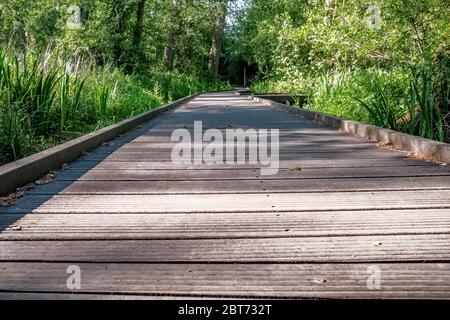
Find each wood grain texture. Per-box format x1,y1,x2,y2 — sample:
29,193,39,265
1,234,450,263
1,92,449,299
1,209,450,240
55,166,450,181
1,262,450,299
5,190,448,214
28,176,450,195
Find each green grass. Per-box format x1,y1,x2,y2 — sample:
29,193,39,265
0,49,228,165
252,67,448,143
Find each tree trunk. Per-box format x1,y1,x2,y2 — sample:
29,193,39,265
9,3,27,54
109,0,132,67
163,0,182,71
208,0,228,78
126,0,147,73
132,0,146,49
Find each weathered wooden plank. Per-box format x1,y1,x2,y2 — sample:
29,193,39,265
120,141,380,149
98,150,406,162
0,292,199,300
68,159,437,170
130,133,389,144
111,145,384,154
1,234,449,263
6,190,449,214
1,209,449,240
27,176,450,195
56,166,450,181
1,262,449,298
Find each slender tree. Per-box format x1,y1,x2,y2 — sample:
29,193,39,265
107,0,132,67
208,0,228,78
163,0,182,71
127,0,147,72
133,0,146,49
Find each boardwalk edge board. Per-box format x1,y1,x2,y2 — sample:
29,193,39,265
0,93,198,196
252,96,450,164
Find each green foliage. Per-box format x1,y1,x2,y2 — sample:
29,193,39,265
236,0,450,143
0,1,230,165
0,49,227,165
355,76,400,130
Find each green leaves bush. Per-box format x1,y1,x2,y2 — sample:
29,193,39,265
240,0,449,143
0,50,227,165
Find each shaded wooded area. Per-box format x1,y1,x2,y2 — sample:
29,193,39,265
0,0,449,165
226,0,449,143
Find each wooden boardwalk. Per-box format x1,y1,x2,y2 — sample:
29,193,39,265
1,91,450,299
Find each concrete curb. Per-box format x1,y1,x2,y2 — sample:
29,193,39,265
253,94,309,108
0,93,197,195
252,96,450,164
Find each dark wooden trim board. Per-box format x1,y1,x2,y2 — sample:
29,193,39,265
252,96,450,164
0,94,197,195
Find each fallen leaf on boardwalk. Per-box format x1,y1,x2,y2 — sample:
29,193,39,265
313,278,327,284
372,242,382,247
289,167,302,172
0,197,12,207
1,190,25,207
36,174,54,185
407,152,443,164
0,182,36,207
376,142,394,150
61,163,70,170
11,226,22,231
17,183,35,192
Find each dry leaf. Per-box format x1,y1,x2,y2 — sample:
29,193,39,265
289,167,302,172
17,183,35,192
407,152,444,164
376,142,394,150
372,242,382,247
313,278,327,284
36,174,54,185
1,190,25,207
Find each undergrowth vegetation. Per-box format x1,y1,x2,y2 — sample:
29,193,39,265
0,0,230,165
0,50,226,164
228,0,449,143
